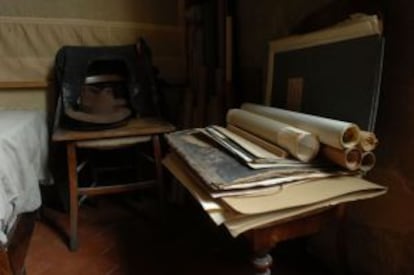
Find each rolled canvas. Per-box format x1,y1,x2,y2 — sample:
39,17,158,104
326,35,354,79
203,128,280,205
242,103,360,149
322,146,361,171
359,131,378,152
227,124,288,158
226,109,319,162
360,151,376,172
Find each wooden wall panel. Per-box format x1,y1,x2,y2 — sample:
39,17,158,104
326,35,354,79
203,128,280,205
0,90,46,110
0,0,185,110
343,1,414,274
0,0,179,25
0,18,185,83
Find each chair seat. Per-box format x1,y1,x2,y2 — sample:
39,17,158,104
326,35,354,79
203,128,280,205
76,136,151,149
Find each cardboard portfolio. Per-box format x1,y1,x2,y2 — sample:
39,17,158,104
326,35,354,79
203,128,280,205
265,15,384,131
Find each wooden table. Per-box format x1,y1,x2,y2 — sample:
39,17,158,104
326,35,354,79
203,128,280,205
163,150,348,275
244,205,346,275
52,117,175,251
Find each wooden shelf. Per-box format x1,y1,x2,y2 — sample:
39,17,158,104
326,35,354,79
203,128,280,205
0,81,48,89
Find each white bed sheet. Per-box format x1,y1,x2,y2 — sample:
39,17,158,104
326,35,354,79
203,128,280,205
0,110,48,245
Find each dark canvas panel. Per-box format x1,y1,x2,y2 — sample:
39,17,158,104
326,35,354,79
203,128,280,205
270,35,384,131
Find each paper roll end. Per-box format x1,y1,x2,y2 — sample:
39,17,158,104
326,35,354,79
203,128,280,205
341,125,361,148
296,134,320,162
346,149,362,171
361,151,376,172
359,132,379,152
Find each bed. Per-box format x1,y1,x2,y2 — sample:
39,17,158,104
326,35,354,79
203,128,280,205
0,110,48,275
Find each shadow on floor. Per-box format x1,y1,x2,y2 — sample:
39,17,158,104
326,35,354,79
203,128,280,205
27,193,332,275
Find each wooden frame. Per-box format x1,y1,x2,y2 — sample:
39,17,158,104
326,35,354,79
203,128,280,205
264,16,382,106
0,212,37,275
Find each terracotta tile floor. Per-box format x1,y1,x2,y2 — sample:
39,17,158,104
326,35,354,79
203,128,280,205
25,194,331,275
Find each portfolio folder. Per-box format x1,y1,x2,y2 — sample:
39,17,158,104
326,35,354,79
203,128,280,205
265,15,384,131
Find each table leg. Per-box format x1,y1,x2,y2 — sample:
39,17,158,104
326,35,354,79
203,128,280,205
152,135,164,213
252,253,273,275
247,231,275,275
336,204,350,274
67,142,79,251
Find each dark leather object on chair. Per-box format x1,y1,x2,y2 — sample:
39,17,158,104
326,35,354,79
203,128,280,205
65,85,132,124
54,38,160,130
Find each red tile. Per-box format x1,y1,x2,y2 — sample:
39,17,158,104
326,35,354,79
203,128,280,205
26,197,330,275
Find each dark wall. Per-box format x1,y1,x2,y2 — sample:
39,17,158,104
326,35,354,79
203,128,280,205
235,0,335,104
345,1,414,273
236,0,414,274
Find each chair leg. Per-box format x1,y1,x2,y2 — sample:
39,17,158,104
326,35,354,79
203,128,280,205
67,143,79,251
152,135,164,214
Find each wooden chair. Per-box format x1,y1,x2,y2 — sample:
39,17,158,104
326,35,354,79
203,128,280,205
52,117,175,251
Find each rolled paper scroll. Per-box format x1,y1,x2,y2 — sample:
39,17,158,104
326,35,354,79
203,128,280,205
241,103,361,149
358,131,378,152
226,109,319,162
360,151,376,172
322,146,362,171
226,124,288,158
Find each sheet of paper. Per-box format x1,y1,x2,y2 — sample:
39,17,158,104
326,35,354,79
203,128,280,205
166,130,331,190
224,189,385,237
221,176,386,215
202,126,313,169
162,153,241,225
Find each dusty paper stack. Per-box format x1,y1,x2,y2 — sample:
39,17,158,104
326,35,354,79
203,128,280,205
163,103,386,237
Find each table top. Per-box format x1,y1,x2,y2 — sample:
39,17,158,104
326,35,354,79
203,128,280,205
52,117,175,142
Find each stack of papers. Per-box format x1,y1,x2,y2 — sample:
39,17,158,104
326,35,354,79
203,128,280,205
164,130,386,237
166,130,344,196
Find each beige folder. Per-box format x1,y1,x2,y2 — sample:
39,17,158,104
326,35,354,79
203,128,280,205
163,152,386,237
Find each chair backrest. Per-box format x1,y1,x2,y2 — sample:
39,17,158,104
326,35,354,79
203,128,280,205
54,38,160,130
